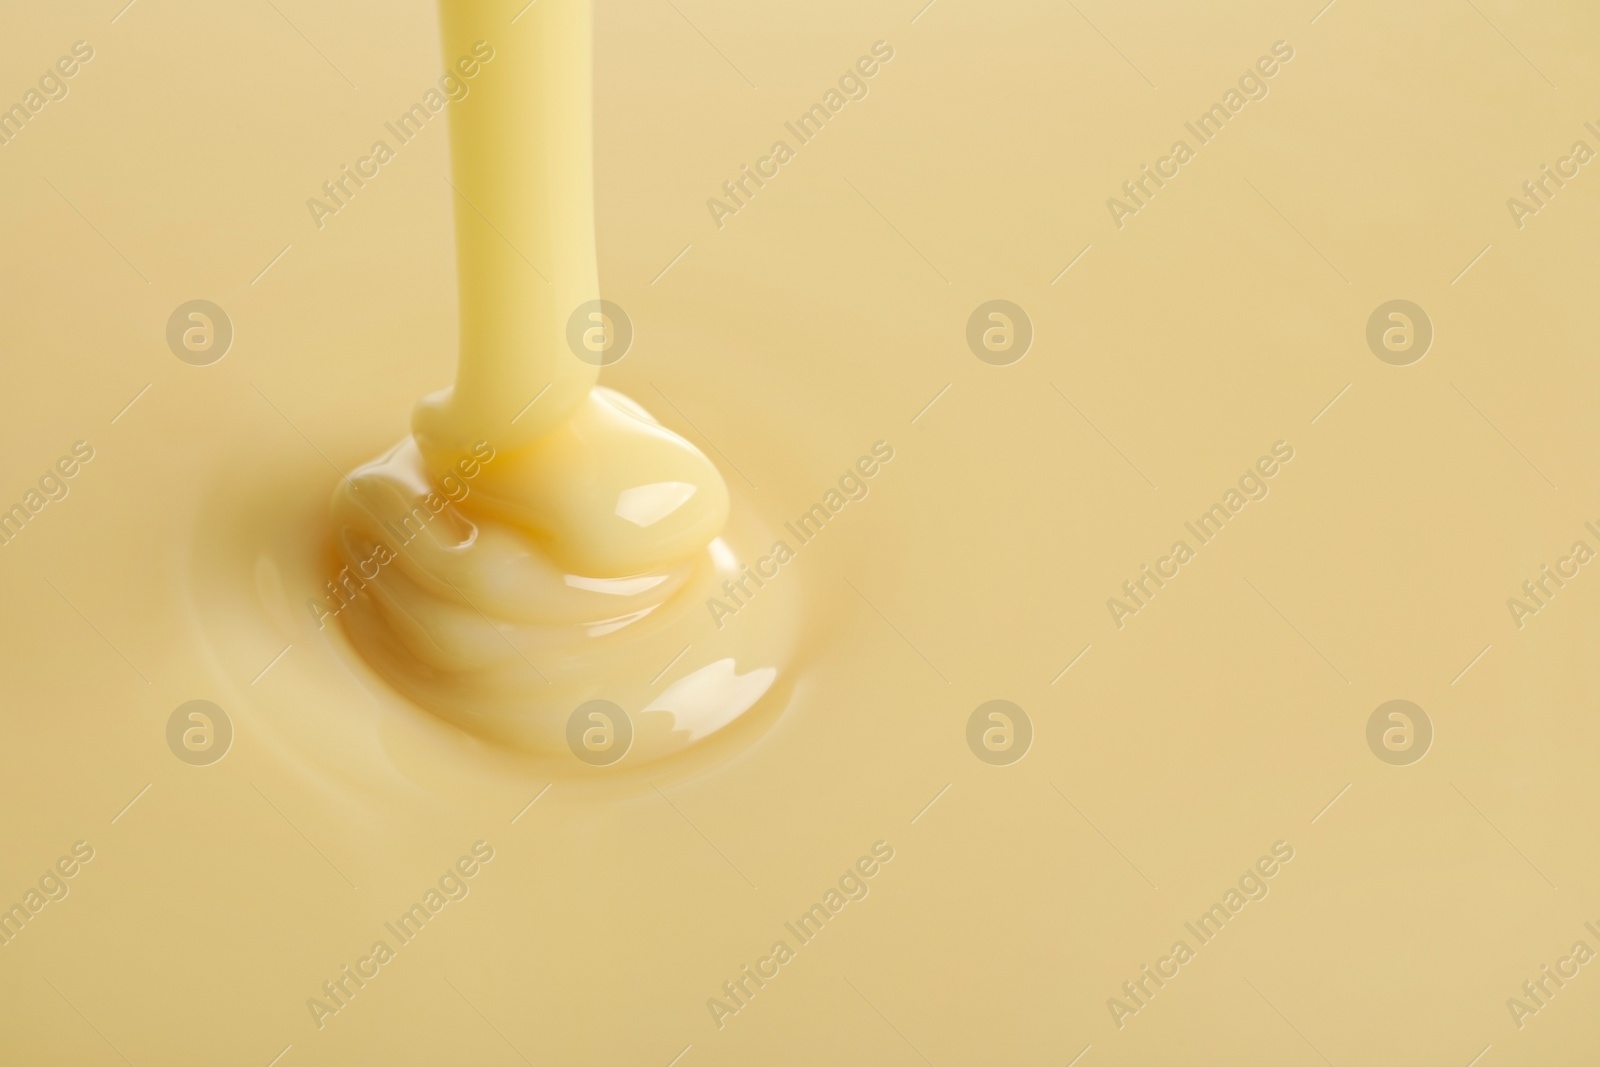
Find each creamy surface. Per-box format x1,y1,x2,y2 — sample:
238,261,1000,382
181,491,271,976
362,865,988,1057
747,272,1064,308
327,0,788,760
3,2,1599,1066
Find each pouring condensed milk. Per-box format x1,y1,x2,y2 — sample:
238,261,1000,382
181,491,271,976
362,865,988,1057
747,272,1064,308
325,0,795,764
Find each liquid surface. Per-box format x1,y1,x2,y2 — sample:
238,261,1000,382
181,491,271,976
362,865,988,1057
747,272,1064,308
2,2,1599,1066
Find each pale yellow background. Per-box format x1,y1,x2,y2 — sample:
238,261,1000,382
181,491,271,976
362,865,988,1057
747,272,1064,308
2,0,1599,1064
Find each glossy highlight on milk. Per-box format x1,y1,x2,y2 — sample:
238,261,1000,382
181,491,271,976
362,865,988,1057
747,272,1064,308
327,0,794,763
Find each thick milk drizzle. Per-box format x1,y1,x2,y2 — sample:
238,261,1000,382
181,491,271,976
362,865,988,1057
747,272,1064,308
326,0,788,761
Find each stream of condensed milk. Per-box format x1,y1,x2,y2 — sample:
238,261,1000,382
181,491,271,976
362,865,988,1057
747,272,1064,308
325,0,794,763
